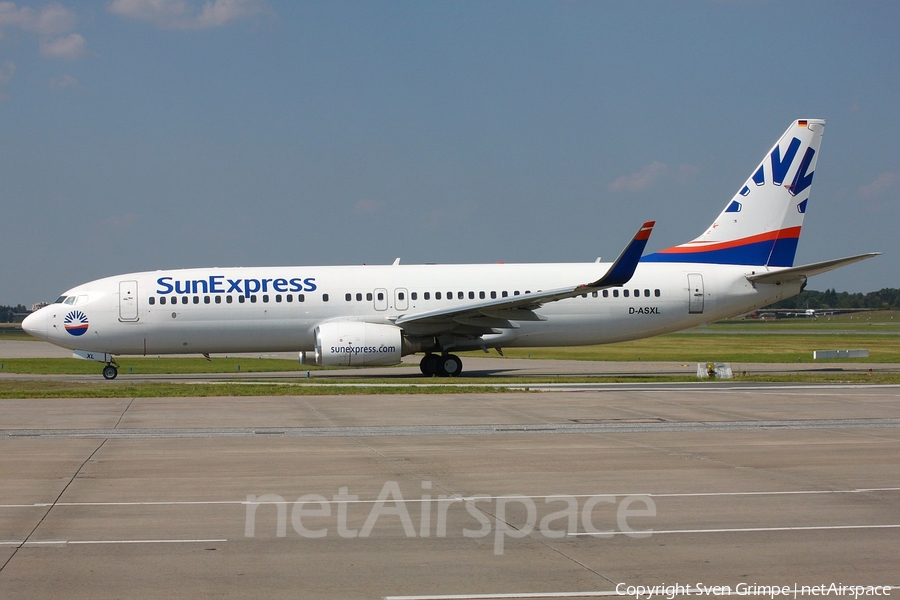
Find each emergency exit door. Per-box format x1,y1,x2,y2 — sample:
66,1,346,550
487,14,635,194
688,273,704,314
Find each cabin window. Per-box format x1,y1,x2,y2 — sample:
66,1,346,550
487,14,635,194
514,291,520,296
286,294,292,302
655,289,661,297
613,290,619,298
634,289,640,297
322,294,329,302
411,292,417,300
399,292,406,301
204,296,210,304
239,296,245,303
468,291,475,300
479,291,486,299
623,290,630,298
250,295,257,303
192,296,199,304
227,296,234,304
215,296,222,304
356,293,363,301
298,294,305,302
582,294,587,298
603,290,609,298
644,289,650,297
458,292,464,300
424,292,431,300
435,292,441,300
592,291,598,298
377,292,384,301
182,296,188,305
502,291,508,298
275,295,282,303
491,291,496,299
262,295,269,303
345,293,352,302
148,297,155,305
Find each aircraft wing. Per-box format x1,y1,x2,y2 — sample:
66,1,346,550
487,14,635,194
746,252,880,285
394,221,654,332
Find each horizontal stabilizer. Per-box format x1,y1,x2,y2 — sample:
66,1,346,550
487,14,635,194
746,253,880,285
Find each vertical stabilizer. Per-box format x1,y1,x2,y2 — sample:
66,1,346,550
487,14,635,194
644,119,825,267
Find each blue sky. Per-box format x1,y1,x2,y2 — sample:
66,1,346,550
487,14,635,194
1,1,898,306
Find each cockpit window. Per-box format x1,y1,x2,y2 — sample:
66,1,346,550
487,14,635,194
75,295,89,305
63,297,76,305
55,296,67,304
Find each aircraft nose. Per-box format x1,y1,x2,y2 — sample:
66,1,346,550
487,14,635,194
22,309,48,341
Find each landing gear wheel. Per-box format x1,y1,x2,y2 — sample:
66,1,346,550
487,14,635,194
438,354,463,377
420,354,440,376
102,365,118,380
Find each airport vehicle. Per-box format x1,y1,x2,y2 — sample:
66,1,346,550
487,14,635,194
23,119,877,379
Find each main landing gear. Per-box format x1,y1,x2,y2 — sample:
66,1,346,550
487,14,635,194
419,353,463,377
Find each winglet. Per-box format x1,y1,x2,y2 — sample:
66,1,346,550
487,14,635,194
587,221,655,288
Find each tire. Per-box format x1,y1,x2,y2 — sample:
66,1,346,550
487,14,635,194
438,354,462,377
420,354,440,376
102,365,118,380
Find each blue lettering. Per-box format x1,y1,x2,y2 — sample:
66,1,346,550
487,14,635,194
289,278,304,292
273,278,288,292
192,279,208,294
244,279,261,297
227,279,242,294
157,277,174,294
304,278,317,292
210,276,225,294
174,280,191,294
770,137,800,186
262,278,273,292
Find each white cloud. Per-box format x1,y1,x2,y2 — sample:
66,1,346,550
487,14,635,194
0,3,86,61
0,2,76,34
609,161,669,193
857,172,900,199
108,0,267,30
40,32,85,60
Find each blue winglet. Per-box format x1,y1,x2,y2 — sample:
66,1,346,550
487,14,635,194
588,221,655,288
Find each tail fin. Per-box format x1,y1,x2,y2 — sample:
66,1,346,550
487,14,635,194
644,119,825,267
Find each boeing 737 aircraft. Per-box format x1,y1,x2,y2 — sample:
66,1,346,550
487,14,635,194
23,119,878,379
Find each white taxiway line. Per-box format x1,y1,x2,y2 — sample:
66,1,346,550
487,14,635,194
1,486,898,509
568,524,900,536
0,538,226,546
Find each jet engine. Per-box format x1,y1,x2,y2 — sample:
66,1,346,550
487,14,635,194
300,321,403,367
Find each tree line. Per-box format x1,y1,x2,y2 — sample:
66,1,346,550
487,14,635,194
766,288,900,310
1,305,29,323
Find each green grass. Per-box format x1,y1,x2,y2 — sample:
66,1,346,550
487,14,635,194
0,357,322,375
2,372,899,398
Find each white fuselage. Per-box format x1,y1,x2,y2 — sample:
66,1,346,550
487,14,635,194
25,260,798,356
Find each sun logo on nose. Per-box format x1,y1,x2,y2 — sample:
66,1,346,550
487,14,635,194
64,311,89,336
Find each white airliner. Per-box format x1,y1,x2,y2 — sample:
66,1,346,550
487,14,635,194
23,119,878,379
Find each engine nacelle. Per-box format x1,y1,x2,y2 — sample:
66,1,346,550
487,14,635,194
300,321,403,367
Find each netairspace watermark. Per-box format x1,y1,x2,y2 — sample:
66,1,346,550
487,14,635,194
616,583,894,599
244,480,656,555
